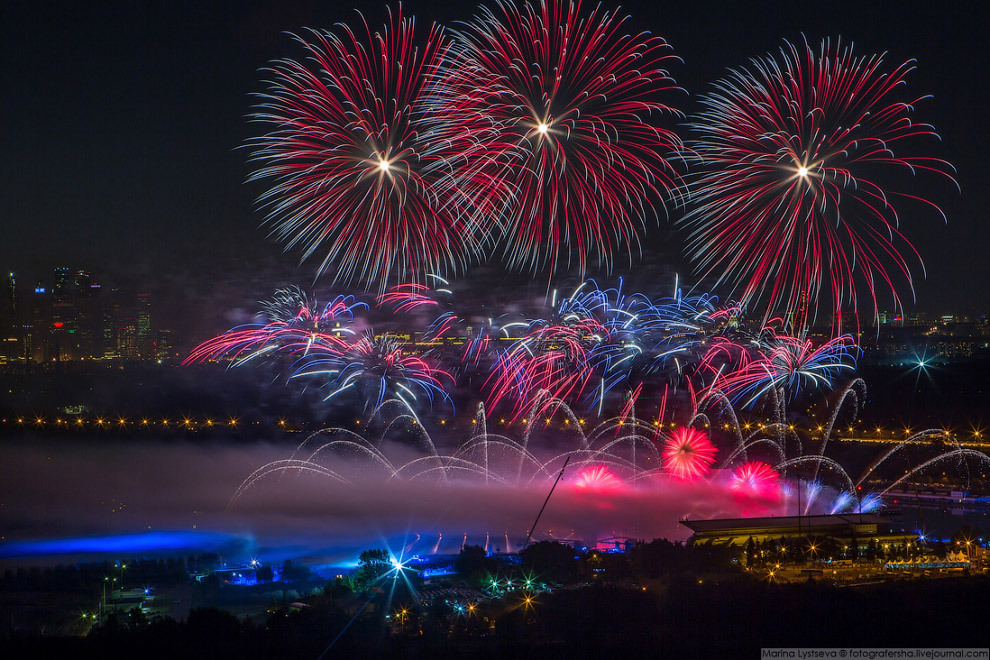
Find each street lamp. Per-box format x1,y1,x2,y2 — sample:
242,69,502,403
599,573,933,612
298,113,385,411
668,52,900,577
101,576,115,621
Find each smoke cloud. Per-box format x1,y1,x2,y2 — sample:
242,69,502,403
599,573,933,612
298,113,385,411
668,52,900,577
0,437,782,566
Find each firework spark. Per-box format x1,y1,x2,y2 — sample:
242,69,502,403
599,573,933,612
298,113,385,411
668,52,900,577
663,427,718,480
702,333,858,408
249,9,505,289
573,465,621,489
683,37,955,329
182,287,362,366
449,0,683,275
484,283,611,417
293,333,454,411
730,461,780,496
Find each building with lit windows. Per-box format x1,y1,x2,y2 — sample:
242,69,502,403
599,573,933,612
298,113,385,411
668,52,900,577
680,514,916,547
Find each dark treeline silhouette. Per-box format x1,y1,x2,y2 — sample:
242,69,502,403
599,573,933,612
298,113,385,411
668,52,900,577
3,539,987,658
3,576,987,659
1,554,219,593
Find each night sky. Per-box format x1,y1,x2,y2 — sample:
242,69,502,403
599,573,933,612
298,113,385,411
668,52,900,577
2,0,987,313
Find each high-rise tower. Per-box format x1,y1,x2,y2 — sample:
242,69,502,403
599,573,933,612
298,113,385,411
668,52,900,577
137,292,151,357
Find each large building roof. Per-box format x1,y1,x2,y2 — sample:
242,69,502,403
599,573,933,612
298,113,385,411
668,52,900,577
680,513,888,533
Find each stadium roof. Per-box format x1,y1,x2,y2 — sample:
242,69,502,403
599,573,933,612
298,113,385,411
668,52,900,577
680,513,888,533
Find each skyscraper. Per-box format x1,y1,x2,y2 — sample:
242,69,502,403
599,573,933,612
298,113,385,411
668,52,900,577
137,292,151,357
27,283,50,362
117,318,138,359
71,270,98,359
6,272,16,318
51,267,74,360
0,273,19,362
101,295,119,359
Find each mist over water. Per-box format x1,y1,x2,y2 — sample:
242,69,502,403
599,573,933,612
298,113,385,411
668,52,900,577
0,436,276,560
0,434,784,566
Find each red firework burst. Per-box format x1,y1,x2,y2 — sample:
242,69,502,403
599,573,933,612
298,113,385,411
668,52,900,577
729,461,780,496
574,465,620,490
485,319,605,419
449,0,683,275
294,333,454,410
379,283,442,315
702,333,857,407
683,37,955,329
249,9,504,289
182,287,359,365
663,427,717,480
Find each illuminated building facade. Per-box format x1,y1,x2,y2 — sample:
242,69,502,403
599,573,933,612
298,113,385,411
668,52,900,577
680,514,916,548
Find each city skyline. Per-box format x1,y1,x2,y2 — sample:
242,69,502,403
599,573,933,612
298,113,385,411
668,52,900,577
1,267,170,363
5,261,990,364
